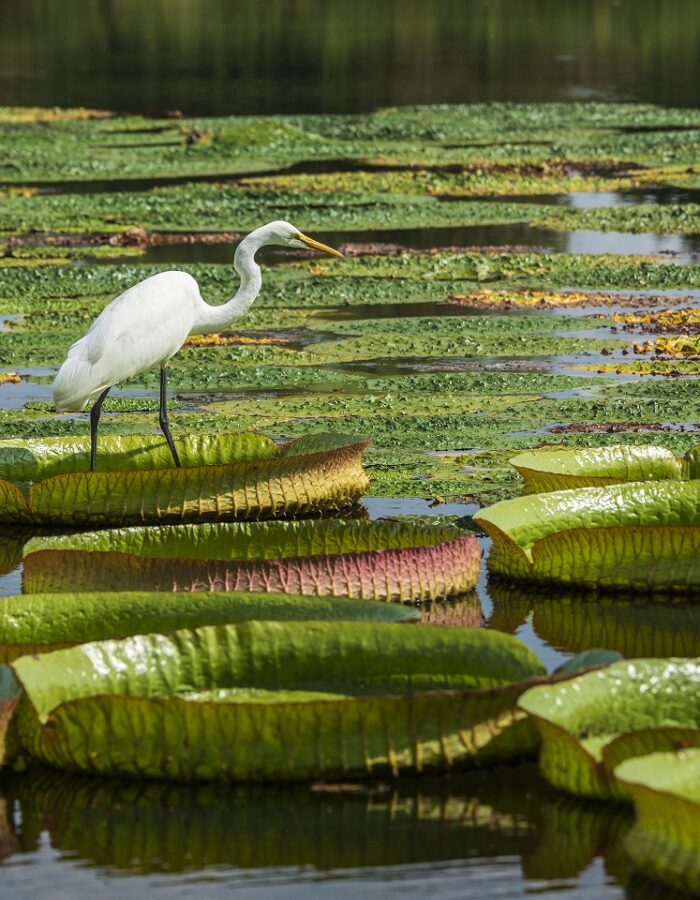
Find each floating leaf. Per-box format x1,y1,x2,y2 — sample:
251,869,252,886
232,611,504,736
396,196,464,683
23,520,482,601
510,445,684,494
0,591,420,662
11,621,545,780
518,659,700,800
616,750,700,895
475,481,700,591
0,432,369,526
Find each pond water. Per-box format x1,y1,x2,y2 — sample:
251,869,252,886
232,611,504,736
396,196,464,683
2,0,699,113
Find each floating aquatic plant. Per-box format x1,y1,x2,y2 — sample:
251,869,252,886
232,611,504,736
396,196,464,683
509,444,688,494
0,432,369,525
475,480,700,591
0,590,420,662
22,519,482,600
518,658,700,800
7,621,545,780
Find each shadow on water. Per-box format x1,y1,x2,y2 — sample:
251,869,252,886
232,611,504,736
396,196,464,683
0,763,639,897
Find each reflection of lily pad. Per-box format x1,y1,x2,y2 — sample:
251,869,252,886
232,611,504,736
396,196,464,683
475,481,700,591
510,445,685,494
7,763,546,873
0,432,369,526
616,750,700,896
12,621,545,780
23,520,482,601
518,659,700,800
523,793,633,881
488,580,700,658
0,591,420,663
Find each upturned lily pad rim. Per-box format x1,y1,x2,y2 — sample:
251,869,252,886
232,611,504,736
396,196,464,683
22,519,469,562
511,444,686,485
0,431,369,483
475,479,700,562
518,658,700,796
12,621,548,723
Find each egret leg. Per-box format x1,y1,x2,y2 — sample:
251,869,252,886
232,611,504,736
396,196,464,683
89,386,111,472
159,367,181,468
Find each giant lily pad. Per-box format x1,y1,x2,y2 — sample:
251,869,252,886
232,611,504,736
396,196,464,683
518,659,700,800
23,520,482,600
616,750,700,895
0,591,420,662
9,621,545,780
510,445,687,494
475,481,700,591
0,432,369,526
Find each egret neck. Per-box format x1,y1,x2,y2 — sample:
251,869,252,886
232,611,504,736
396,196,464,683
190,229,264,335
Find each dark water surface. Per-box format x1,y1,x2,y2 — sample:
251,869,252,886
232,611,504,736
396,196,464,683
1,0,700,114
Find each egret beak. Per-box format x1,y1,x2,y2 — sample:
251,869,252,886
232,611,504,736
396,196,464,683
297,233,344,257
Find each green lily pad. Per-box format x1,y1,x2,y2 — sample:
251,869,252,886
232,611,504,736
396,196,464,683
0,432,369,526
475,481,700,591
23,519,482,601
518,659,700,800
510,445,685,494
616,750,700,895
0,591,420,662
10,621,545,780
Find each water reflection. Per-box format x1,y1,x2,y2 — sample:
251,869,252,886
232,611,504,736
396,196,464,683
0,764,634,897
487,579,700,659
137,224,700,266
2,0,699,113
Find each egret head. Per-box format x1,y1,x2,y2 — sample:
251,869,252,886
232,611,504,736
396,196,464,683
263,220,344,257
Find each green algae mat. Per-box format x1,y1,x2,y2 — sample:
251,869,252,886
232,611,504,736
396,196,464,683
4,621,546,781
22,519,482,601
0,432,369,525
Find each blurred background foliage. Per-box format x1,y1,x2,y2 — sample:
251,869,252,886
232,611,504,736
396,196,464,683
0,0,698,115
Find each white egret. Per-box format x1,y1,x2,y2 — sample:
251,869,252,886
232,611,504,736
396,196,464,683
52,220,342,470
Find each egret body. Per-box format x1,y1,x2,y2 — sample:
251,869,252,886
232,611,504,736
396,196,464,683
52,221,342,470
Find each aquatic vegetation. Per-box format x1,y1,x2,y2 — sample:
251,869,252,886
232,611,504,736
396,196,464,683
510,445,688,493
0,591,420,662
475,481,700,591
0,432,368,525
7,621,545,779
1,102,699,185
22,519,482,600
616,750,700,895
518,659,700,799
